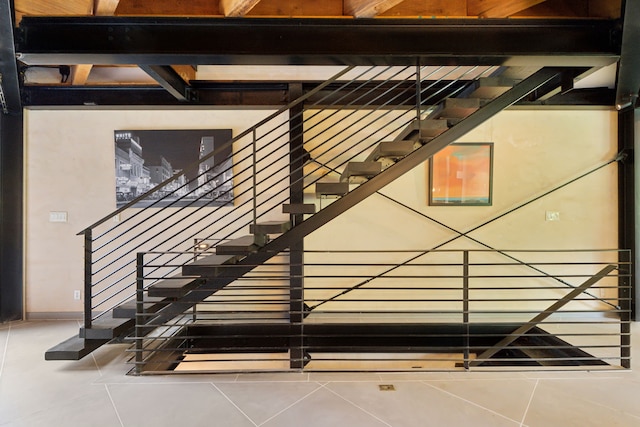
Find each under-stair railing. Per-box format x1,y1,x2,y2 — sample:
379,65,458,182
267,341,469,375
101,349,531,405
80,62,500,330
130,249,630,374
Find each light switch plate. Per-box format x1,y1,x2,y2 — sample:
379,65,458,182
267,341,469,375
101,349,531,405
49,211,68,223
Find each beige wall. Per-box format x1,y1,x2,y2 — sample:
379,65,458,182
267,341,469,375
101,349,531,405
24,107,619,317
24,108,281,316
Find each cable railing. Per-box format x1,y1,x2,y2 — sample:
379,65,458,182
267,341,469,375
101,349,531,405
129,248,631,374
79,62,499,330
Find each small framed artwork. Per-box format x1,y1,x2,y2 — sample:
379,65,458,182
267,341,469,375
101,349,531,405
429,143,493,206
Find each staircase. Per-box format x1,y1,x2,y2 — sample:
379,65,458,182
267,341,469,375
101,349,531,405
45,63,627,372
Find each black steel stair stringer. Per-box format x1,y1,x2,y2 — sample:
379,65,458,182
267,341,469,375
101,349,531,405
144,67,563,326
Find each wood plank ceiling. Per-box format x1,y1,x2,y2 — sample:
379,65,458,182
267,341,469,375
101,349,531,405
13,0,622,88
14,0,622,23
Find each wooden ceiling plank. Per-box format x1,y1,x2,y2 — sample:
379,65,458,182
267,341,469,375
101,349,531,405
69,64,93,85
115,0,220,15
171,65,196,83
469,0,549,17
380,0,467,17
15,0,93,15
588,0,621,18
220,0,263,16
247,0,343,17
344,0,407,17
94,0,120,15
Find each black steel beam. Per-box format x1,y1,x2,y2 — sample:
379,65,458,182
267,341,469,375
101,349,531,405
20,82,616,108
15,17,619,67
616,0,640,110
21,84,290,106
0,0,21,114
139,65,194,102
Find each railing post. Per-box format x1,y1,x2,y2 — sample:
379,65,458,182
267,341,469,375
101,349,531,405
415,59,422,132
620,250,631,368
463,250,470,370
288,82,306,370
83,229,92,330
135,252,144,375
252,128,258,226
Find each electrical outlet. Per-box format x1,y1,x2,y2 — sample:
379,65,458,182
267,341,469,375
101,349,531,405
73,290,81,300
545,211,560,221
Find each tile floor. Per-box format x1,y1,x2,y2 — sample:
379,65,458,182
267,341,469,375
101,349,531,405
1,320,639,426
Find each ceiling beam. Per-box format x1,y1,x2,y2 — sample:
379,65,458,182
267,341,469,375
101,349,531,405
139,65,195,101
21,83,290,106
15,17,620,67
94,0,120,15
469,0,549,18
615,0,640,110
220,0,262,17
344,0,406,18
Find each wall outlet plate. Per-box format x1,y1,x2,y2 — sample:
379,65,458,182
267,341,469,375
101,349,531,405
545,211,560,221
73,290,81,300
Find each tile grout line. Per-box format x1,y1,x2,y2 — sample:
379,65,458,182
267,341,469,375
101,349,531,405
421,381,523,425
104,384,126,427
209,382,259,427
520,379,539,427
256,383,326,427
321,383,394,427
0,324,11,379
90,351,103,377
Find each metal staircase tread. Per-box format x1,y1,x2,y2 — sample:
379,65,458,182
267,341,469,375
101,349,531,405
282,203,316,214
45,334,110,361
395,119,448,141
438,97,481,119
80,313,134,340
340,161,382,183
469,77,518,99
316,182,350,198
182,253,240,277
112,295,169,319
147,275,206,298
365,141,415,162
250,220,292,235
216,235,267,255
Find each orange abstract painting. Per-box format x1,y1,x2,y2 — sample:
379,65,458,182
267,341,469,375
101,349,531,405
429,143,493,205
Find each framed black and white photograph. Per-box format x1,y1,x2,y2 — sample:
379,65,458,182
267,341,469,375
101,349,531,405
114,129,233,208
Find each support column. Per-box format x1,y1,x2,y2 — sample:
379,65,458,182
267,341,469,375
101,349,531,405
0,0,24,322
0,112,24,322
288,83,306,369
618,109,636,322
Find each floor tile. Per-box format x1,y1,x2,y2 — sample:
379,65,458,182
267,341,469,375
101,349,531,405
524,380,640,427
261,386,391,427
533,377,640,419
325,380,521,426
0,385,122,427
424,378,537,422
215,381,323,425
107,383,255,427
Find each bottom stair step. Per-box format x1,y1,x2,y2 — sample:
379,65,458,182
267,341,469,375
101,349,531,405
80,313,134,340
45,335,109,360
